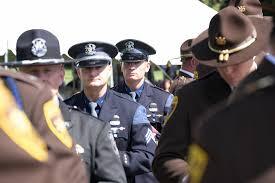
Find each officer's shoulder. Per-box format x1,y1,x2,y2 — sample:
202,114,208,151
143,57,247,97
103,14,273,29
176,71,217,94
64,91,82,103
0,69,44,90
146,80,171,96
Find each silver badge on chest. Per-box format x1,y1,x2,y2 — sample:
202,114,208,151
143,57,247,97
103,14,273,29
31,38,47,57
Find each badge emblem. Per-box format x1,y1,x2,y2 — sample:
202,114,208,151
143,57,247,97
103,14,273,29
215,36,226,46
125,41,134,51
31,38,47,57
75,144,84,154
110,115,120,126
85,43,96,55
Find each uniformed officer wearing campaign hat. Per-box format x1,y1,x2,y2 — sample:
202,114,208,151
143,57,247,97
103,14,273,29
113,39,173,136
153,6,272,183
169,38,198,94
0,68,88,183
187,3,275,183
65,41,157,183
4,29,126,183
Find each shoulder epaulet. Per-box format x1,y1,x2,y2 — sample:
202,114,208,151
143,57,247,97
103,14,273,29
150,83,171,95
196,71,216,81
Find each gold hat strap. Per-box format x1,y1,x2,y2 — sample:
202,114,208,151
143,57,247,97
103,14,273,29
208,28,257,62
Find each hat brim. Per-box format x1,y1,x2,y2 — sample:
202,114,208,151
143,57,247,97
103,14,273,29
74,59,111,68
192,16,273,67
0,58,73,67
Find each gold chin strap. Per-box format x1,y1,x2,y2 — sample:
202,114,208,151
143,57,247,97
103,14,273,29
208,29,257,63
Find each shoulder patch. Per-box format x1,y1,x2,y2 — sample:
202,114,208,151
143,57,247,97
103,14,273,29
43,99,73,149
163,95,178,126
188,144,208,183
0,79,48,162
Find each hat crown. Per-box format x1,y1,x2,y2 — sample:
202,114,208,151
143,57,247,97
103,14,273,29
208,6,256,51
68,41,118,68
116,39,156,61
16,29,61,61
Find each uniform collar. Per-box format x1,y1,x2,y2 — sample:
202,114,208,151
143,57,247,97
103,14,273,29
83,92,106,109
179,69,194,78
124,82,144,98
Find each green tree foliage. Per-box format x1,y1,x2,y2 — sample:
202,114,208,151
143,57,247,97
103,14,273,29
200,0,230,11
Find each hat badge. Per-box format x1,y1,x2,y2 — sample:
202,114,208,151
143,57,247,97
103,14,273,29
237,5,246,13
215,36,226,46
31,38,47,57
85,43,96,55
125,41,134,51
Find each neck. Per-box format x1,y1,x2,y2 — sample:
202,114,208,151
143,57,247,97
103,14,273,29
125,78,145,91
84,84,107,102
181,64,195,73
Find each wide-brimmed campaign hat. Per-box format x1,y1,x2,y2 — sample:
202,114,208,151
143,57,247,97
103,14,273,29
1,29,70,67
228,0,263,16
116,39,156,62
180,38,193,61
68,41,118,68
191,6,272,67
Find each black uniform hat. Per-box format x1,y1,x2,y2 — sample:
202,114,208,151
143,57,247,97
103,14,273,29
116,39,156,62
68,41,118,68
2,29,68,67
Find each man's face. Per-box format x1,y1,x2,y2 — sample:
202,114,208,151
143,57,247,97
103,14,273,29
77,64,111,89
19,64,64,94
217,59,255,87
121,60,150,83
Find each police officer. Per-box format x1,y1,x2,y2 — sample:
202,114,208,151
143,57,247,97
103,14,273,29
5,29,126,183
113,39,173,134
64,41,157,183
169,38,198,94
187,4,275,183
0,68,88,183
152,6,272,183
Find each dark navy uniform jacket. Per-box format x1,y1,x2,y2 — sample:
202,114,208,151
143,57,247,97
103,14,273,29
113,81,173,133
64,89,157,183
59,101,126,183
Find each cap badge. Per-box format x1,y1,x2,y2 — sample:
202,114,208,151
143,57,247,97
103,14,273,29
215,36,226,46
31,38,47,57
125,41,134,51
85,43,96,55
237,6,246,13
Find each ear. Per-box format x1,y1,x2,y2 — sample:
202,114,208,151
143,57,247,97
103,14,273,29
76,68,82,79
145,62,150,73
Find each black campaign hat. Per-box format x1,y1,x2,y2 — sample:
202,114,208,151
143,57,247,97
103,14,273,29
116,39,156,62
68,41,118,68
2,29,69,67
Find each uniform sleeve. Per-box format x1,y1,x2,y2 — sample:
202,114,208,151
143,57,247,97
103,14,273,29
25,84,88,183
152,93,189,183
119,105,157,176
94,122,127,183
164,94,174,116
